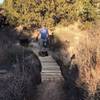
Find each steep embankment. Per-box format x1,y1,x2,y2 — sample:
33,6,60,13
52,21,100,99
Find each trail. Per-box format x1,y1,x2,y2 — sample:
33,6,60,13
31,42,68,100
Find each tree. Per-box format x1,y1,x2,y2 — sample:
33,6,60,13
78,0,96,22
2,0,98,27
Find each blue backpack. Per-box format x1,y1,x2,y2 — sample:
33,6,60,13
40,28,48,40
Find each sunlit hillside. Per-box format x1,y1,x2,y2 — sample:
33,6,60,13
53,20,100,97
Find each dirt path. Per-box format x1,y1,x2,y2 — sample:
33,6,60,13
33,80,68,100
30,42,68,100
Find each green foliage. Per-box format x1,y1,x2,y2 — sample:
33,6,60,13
77,0,97,22
2,0,98,27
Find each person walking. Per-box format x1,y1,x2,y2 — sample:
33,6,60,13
38,25,49,56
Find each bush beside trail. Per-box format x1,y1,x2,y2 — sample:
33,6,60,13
0,27,42,100
51,22,100,100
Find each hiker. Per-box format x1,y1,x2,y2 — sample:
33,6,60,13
38,26,49,56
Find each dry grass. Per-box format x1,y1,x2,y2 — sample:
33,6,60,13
0,27,42,100
0,46,42,100
53,21,100,98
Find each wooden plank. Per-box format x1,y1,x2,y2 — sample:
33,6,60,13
0,70,7,74
31,42,63,80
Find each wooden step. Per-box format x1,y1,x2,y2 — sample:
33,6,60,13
41,73,63,81
0,70,7,74
42,70,60,72
31,42,63,81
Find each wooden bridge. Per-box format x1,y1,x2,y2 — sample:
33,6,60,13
30,42,68,100
31,42,63,81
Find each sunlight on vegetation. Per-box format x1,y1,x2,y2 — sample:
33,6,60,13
1,0,99,28
0,0,100,100
0,0,4,4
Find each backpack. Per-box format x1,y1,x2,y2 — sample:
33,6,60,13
40,28,48,40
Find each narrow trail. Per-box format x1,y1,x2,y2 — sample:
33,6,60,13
33,80,67,100
31,42,68,100
31,42,62,81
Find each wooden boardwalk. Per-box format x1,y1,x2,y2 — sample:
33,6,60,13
31,42,63,81
30,43,68,100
